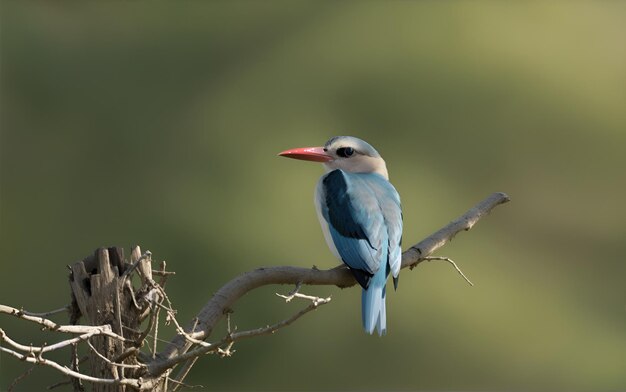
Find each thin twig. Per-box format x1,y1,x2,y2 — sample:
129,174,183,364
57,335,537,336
47,379,72,390
171,357,200,392
69,343,84,392
167,376,204,389
170,318,202,391
0,328,113,354
125,279,141,310
122,325,170,346
121,250,152,279
8,365,35,392
423,256,474,286
225,312,232,335
19,306,70,318
153,305,160,359
155,283,176,314
86,339,144,369
0,304,128,341
154,302,211,348
152,270,176,276
90,338,120,380
135,301,159,350
275,282,302,302
0,346,146,389
114,281,124,342
113,347,139,364
150,294,331,373
276,292,330,305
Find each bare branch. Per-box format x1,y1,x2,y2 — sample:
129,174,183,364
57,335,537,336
0,304,128,341
153,192,510,376
0,328,102,354
0,192,509,390
0,346,145,389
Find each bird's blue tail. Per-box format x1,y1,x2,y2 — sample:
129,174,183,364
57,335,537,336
362,267,387,336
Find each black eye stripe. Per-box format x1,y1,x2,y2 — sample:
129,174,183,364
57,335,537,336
336,147,355,158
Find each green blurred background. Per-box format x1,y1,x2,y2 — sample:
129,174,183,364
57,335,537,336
1,1,625,391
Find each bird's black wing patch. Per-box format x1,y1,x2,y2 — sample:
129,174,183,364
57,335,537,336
322,170,370,242
323,170,378,289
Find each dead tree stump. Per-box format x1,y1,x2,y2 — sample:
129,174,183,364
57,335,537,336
69,246,160,391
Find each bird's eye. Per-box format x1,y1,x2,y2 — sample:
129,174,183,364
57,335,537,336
337,147,355,158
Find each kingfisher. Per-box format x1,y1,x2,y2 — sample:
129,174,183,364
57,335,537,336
279,136,402,335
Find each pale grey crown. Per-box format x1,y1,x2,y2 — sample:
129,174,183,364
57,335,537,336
323,136,381,158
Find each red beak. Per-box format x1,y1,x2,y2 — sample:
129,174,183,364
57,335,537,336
278,147,333,163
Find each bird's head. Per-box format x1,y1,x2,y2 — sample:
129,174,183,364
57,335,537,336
279,136,388,179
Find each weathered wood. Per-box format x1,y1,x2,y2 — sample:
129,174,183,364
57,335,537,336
69,246,161,392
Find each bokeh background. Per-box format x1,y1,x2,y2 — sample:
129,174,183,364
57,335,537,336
1,1,625,391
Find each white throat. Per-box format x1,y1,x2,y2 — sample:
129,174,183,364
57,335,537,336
323,156,389,180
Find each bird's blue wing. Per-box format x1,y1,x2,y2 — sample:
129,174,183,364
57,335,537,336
320,170,402,289
365,174,403,287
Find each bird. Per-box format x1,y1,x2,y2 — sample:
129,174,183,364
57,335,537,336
279,136,402,335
